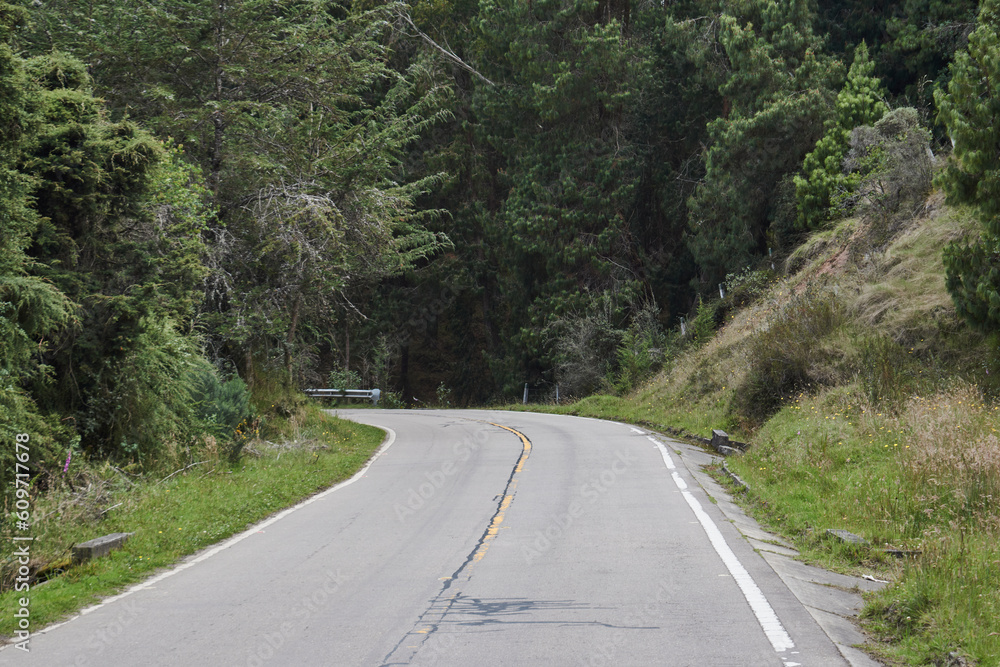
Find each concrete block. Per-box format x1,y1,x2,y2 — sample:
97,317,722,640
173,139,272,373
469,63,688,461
711,429,738,455
826,529,870,546
73,532,134,564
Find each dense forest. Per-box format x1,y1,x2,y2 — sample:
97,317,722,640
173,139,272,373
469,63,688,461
3,0,1000,481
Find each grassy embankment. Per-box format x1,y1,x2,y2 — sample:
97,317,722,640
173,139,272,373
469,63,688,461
531,198,1000,666
0,398,384,640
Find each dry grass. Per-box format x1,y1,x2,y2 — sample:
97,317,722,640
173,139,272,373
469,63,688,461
899,385,1000,533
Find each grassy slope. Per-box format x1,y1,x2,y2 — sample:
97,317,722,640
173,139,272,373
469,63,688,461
0,405,384,640
532,199,1000,666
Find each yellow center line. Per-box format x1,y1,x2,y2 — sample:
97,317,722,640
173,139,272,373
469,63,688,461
470,422,531,562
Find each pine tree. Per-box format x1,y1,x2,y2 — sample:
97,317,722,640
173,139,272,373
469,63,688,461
23,0,454,385
795,42,888,230
935,0,1000,331
472,0,644,388
1,5,77,494
687,0,843,286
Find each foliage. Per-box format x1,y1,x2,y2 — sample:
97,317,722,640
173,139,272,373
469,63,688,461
840,108,933,229
613,304,667,395
471,0,645,389
687,296,720,347
191,370,252,437
882,0,978,108
11,51,219,468
548,306,622,399
21,0,454,389
687,0,843,286
86,318,213,464
327,368,364,391
732,291,847,426
815,0,977,115
435,382,453,407
795,42,888,230
935,0,1000,333
725,267,773,306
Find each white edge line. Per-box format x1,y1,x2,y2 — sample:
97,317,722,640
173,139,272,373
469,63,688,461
655,436,795,654
8,426,398,645
651,437,676,470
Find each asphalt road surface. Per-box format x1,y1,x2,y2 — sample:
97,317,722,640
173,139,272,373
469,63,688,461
2,410,860,666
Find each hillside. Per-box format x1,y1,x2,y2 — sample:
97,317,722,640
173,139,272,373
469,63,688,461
543,195,1000,665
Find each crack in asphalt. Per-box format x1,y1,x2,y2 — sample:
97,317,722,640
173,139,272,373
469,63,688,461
379,420,532,666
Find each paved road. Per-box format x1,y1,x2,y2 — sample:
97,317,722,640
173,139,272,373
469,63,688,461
3,410,861,666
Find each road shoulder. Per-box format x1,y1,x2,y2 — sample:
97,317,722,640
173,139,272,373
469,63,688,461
661,432,887,667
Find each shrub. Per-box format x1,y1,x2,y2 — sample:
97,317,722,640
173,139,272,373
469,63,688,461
732,291,847,426
614,305,666,394
550,311,621,398
327,368,363,390
725,267,773,306
856,334,915,410
87,317,213,467
839,108,933,232
688,297,719,346
435,382,453,407
191,369,252,435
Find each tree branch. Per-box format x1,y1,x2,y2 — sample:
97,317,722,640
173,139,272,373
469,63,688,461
394,9,495,87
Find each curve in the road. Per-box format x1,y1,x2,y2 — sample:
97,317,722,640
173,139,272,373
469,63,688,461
380,419,532,666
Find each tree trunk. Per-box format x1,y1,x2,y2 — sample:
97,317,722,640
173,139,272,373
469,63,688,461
285,291,302,384
344,323,350,373
400,344,411,405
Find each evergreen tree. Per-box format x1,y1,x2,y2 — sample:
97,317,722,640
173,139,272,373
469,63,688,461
795,42,888,230
884,0,978,106
0,8,76,489
687,0,843,286
17,51,217,458
22,0,454,386
935,0,1000,331
472,0,644,389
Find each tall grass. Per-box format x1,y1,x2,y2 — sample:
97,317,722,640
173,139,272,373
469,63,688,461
732,290,847,427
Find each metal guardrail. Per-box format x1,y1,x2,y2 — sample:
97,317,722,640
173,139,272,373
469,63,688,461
305,388,381,405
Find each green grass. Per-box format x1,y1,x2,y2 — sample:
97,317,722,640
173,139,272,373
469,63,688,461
0,406,383,639
523,199,1000,666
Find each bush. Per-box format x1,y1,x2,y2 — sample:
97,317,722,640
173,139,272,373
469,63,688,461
191,369,252,435
688,297,719,346
87,317,216,468
732,291,847,426
614,305,666,394
550,311,621,398
327,368,363,390
725,267,773,306
839,108,933,231
856,334,915,410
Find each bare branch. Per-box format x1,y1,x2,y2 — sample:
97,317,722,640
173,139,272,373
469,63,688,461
393,8,495,87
